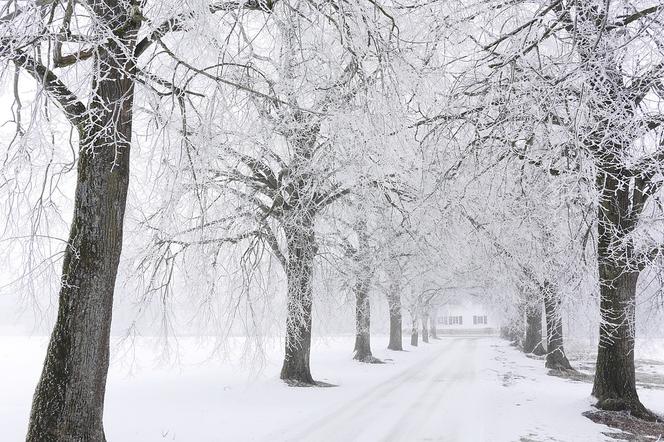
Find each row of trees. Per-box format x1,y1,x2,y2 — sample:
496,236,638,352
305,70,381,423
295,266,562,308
0,0,451,438
2,0,664,439
463,0,664,420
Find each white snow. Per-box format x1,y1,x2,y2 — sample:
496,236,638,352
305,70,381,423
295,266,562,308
2,335,663,441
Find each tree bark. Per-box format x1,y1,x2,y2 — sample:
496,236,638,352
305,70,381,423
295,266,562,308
421,310,429,343
278,105,320,385
353,274,374,362
280,216,316,385
523,305,546,355
27,12,139,441
543,282,572,370
591,178,651,417
592,269,646,414
387,284,403,351
429,308,438,339
351,218,378,363
410,316,419,347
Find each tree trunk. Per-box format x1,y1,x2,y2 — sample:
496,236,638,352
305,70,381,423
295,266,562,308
589,164,657,418
421,311,429,343
410,316,419,347
591,210,648,416
565,4,656,419
351,218,378,363
387,285,403,351
523,305,545,355
28,111,129,442
592,270,646,414
353,274,374,362
26,17,139,441
429,308,438,339
279,103,321,385
280,217,316,385
543,282,572,370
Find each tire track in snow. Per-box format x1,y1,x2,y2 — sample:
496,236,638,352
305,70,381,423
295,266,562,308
384,337,480,442
276,337,483,442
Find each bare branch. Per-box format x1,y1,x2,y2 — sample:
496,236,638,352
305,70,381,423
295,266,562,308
11,50,87,127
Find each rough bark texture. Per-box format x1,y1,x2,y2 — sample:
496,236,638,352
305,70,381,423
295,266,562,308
588,158,654,417
523,306,546,356
410,316,419,347
278,107,321,385
280,217,316,385
27,8,139,441
387,284,403,351
586,110,652,417
543,283,572,370
592,270,646,415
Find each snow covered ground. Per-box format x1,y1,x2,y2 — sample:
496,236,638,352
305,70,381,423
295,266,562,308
2,335,663,441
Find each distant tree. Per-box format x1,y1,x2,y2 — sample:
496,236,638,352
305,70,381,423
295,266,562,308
410,312,419,347
463,202,578,367
386,276,404,351
543,281,573,370
429,307,439,340
347,217,380,363
523,296,546,356
421,315,430,343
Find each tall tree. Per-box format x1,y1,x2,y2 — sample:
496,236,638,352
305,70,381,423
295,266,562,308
477,0,664,418
1,0,274,437
560,3,664,418
133,0,399,385
0,2,143,438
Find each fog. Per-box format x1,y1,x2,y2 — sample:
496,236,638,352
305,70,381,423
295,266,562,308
3,0,664,440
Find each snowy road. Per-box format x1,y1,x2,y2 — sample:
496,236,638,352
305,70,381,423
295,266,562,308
3,335,651,441
269,336,621,442
276,337,490,442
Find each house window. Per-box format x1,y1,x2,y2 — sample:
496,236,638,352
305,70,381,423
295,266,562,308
438,316,448,325
448,315,463,325
473,315,487,325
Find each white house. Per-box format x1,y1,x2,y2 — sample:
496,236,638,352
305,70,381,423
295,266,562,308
435,289,498,335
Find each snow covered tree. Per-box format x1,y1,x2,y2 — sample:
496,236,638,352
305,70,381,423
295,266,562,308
133,0,401,384
0,0,275,437
0,2,144,438
472,0,664,418
341,215,381,363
